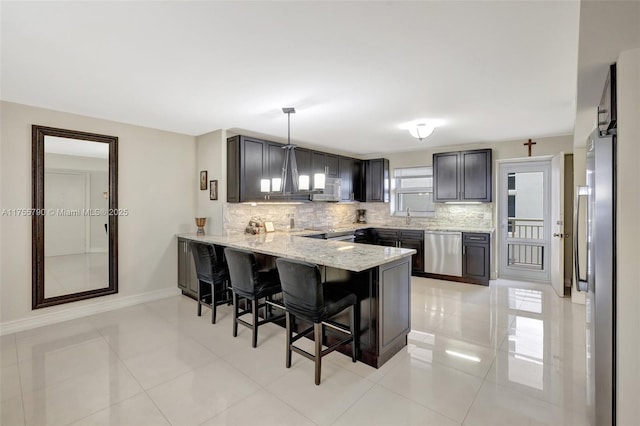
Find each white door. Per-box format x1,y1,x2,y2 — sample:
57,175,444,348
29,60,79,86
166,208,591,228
499,160,551,282
550,152,565,297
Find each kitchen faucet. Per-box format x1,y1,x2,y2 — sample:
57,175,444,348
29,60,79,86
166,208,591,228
405,207,411,225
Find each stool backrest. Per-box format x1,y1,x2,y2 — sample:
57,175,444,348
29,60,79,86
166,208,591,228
189,241,225,284
276,258,324,321
224,248,258,294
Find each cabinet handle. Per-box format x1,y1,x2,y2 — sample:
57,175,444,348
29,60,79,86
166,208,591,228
463,246,466,255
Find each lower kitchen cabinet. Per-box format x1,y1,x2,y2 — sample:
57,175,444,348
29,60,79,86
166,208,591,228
371,228,424,275
177,238,198,298
462,233,490,285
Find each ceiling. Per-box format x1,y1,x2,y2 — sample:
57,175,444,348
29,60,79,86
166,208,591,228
1,1,580,155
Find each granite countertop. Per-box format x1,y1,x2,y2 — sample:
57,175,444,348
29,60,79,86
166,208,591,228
289,224,495,234
177,232,416,272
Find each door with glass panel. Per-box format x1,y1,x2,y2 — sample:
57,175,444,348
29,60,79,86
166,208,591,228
499,161,551,282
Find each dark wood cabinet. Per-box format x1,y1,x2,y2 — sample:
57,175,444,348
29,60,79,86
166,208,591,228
371,228,423,275
227,135,362,203
433,149,492,202
462,233,490,285
227,135,268,202
177,238,198,298
363,158,389,202
266,142,284,190
293,147,311,189
339,156,360,201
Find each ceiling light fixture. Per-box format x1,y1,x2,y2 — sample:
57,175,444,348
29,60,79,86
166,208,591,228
400,118,445,141
409,123,435,141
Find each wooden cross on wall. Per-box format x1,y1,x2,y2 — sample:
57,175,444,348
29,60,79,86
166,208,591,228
524,139,536,157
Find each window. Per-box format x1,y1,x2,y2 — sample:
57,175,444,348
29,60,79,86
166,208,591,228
393,166,435,217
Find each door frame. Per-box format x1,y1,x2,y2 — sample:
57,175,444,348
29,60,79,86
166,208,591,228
497,156,552,283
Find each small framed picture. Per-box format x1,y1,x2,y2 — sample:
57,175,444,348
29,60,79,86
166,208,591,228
264,221,275,232
209,180,218,200
200,171,208,190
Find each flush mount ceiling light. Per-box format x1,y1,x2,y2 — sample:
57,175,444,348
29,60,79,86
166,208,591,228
400,119,445,141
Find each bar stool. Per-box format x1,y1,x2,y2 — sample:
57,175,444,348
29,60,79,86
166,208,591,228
275,258,359,385
224,247,285,348
189,241,231,324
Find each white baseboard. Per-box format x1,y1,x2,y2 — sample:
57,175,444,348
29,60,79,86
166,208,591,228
0,287,181,336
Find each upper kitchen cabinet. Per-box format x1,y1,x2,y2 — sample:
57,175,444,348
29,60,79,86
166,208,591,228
227,135,268,202
362,158,389,202
338,156,362,202
433,149,492,202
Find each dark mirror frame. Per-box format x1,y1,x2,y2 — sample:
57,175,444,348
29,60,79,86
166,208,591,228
32,125,118,309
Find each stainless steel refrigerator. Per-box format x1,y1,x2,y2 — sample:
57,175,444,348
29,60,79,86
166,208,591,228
574,129,616,425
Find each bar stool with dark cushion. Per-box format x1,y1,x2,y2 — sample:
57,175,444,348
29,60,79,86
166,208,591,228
224,247,285,348
189,241,231,324
275,258,359,385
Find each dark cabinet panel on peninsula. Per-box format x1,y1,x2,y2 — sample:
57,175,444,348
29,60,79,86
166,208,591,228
433,149,492,202
177,238,198,298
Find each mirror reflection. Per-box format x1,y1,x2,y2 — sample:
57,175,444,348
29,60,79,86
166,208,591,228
32,125,118,309
44,136,110,298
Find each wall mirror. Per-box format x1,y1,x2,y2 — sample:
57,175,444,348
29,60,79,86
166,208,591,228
32,125,118,309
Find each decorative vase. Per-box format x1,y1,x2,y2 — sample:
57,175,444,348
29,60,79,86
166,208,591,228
195,217,206,235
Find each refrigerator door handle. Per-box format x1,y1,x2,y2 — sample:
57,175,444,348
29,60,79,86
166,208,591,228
574,185,588,292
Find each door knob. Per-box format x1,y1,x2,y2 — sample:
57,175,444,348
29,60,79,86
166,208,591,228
553,233,564,238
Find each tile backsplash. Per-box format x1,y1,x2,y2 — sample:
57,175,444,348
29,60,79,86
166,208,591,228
223,202,493,232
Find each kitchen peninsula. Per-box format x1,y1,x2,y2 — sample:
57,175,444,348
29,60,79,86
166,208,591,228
177,232,416,368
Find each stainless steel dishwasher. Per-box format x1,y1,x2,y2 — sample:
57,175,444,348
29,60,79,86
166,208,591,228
424,231,462,276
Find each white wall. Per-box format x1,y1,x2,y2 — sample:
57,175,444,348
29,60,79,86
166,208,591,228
196,130,226,235
615,48,640,426
0,101,196,332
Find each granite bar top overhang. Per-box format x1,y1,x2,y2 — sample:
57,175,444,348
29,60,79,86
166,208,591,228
177,232,416,273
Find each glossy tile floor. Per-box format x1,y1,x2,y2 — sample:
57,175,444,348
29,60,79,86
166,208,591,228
1,277,591,425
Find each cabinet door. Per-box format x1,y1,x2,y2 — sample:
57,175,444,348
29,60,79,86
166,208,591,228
325,154,339,177
352,160,364,201
463,243,489,282
399,238,424,274
294,148,311,190
226,136,240,202
461,149,492,202
338,156,354,201
378,238,398,248
311,151,327,190
187,244,199,295
240,137,266,201
177,239,189,290
365,159,389,202
266,142,284,192
433,152,460,202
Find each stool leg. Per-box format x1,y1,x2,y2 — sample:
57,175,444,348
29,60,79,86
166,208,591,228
211,284,217,324
350,304,358,362
285,312,292,368
314,322,323,385
232,292,239,337
197,280,202,317
252,299,259,348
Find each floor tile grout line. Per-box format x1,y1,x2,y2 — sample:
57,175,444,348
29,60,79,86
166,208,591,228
369,356,464,425
460,357,497,425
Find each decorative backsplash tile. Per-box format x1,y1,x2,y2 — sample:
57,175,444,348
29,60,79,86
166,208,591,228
223,201,493,233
